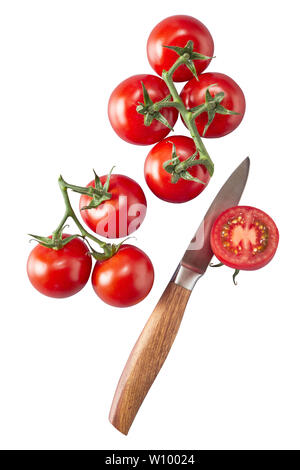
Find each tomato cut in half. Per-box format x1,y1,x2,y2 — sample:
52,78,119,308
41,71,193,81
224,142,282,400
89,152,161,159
210,206,279,271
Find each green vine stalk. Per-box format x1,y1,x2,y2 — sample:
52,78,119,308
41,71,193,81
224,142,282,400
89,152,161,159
137,41,239,177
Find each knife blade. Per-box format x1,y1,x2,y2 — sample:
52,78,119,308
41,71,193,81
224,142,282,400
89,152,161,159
172,156,250,290
109,157,250,435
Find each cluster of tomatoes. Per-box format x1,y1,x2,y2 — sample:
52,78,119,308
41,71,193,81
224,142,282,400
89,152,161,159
107,15,278,280
108,15,246,203
27,15,279,306
27,171,154,307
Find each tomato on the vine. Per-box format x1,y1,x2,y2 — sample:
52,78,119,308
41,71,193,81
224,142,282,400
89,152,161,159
80,173,147,239
92,245,154,307
180,72,246,138
108,74,178,145
147,15,214,82
27,235,92,298
144,136,210,203
210,206,279,271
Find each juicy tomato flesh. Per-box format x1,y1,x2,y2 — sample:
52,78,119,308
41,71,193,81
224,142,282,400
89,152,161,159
210,206,279,271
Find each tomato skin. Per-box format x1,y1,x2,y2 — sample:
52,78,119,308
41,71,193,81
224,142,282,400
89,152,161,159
27,235,92,298
210,206,279,271
79,174,147,239
108,74,178,145
144,136,210,203
147,15,214,82
180,72,246,138
92,245,154,307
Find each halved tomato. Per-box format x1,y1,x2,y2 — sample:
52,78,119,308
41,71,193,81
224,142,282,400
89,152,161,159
210,206,279,271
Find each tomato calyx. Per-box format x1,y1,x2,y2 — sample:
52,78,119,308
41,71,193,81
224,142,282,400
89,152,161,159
209,261,240,285
29,228,123,261
163,142,207,184
136,82,174,130
191,84,240,136
29,172,130,260
28,226,79,250
209,261,223,268
232,269,240,285
86,237,131,261
163,40,213,80
135,44,216,177
61,168,114,210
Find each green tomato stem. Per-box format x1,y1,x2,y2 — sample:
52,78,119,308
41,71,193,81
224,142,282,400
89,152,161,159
52,211,69,239
185,116,214,176
158,56,214,176
53,176,110,252
191,103,206,119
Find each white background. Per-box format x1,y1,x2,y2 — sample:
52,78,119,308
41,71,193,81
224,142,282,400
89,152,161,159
0,0,299,450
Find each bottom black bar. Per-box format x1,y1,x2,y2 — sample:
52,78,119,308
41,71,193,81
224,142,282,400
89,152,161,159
1,449,300,466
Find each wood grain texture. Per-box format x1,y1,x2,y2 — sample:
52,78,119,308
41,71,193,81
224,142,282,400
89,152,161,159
109,281,191,435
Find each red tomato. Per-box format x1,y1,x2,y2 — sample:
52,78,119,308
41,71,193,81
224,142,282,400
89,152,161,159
108,74,178,145
180,72,246,138
27,235,92,298
210,206,279,271
92,245,154,307
147,15,214,82
144,136,210,203
80,174,147,239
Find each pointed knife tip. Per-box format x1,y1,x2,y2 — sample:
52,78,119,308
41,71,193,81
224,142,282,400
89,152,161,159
240,156,250,177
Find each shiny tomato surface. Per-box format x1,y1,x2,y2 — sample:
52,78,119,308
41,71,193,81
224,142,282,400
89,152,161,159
80,174,147,239
27,235,92,298
181,72,246,137
147,15,214,82
144,136,210,203
108,74,178,145
92,245,154,307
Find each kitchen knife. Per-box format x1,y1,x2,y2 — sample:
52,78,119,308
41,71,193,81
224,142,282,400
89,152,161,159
109,157,250,435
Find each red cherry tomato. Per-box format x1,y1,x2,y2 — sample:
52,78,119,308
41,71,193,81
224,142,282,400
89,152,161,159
108,74,178,145
210,206,279,271
144,136,210,203
180,72,246,138
92,245,154,307
147,15,214,82
27,235,92,298
80,174,147,239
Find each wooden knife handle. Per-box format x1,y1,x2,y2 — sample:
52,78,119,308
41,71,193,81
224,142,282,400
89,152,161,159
109,281,191,435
